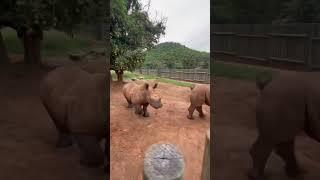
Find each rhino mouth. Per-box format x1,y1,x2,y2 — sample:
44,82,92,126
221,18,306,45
151,103,163,109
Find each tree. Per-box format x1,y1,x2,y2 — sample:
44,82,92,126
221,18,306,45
0,0,106,65
110,0,166,82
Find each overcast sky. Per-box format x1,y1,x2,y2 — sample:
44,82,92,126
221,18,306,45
139,0,210,52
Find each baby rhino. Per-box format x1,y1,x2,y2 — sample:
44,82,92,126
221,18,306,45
187,84,210,119
40,66,108,171
123,81,162,117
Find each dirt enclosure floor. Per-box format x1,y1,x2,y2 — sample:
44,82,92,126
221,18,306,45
110,81,210,179
213,75,320,180
0,65,105,180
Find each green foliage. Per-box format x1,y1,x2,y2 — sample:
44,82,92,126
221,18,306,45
143,42,210,69
110,0,166,74
112,48,145,72
0,0,106,35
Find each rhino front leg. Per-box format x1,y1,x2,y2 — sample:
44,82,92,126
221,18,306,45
74,135,104,167
275,140,305,178
42,103,73,148
196,106,205,118
187,104,196,119
134,105,143,114
248,136,273,180
125,97,133,108
143,104,149,117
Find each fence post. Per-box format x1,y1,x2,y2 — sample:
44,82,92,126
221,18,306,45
143,143,184,180
201,129,210,180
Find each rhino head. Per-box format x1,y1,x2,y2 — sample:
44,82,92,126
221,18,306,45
143,82,162,109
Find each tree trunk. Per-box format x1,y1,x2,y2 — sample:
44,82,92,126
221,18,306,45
116,70,124,82
0,30,9,64
22,30,42,65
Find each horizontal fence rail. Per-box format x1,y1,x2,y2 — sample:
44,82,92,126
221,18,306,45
212,23,320,70
135,68,210,83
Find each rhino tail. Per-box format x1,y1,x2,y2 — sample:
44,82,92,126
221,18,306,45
190,84,196,90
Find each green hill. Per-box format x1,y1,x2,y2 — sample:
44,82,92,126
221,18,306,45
143,42,210,69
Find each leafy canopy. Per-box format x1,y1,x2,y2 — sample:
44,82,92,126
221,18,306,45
110,0,166,72
0,0,106,35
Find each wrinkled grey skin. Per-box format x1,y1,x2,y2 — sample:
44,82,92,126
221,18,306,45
123,81,162,117
187,84,210,119
249,72,320,180
40,66,108,171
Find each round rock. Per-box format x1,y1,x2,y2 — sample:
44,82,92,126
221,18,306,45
143,143,184,180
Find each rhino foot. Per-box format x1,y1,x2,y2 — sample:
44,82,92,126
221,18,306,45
187,115,194,120
75,135,104,168
285,165,306,178
134,106,143,114
143,112,150,117
247,169,267,180
56,133,73,148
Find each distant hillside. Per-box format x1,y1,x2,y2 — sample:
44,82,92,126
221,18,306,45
143,42,210,69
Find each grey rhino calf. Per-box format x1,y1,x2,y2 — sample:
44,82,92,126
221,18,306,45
249,72,320,180
122,81,162,117
187,84,210,119
40,66,108,170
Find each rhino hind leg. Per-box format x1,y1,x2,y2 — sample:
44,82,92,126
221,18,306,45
248,136,273,180
187,104,196,119
74,135,104,167
275,140,305,178
196,106,205,118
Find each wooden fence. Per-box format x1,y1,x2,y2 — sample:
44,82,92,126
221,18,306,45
136,68,210,83
212,24,320,70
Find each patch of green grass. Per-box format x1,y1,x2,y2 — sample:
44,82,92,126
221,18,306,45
1,28,104,56
213,61,275,81
156,78,193,87
111,70,194,87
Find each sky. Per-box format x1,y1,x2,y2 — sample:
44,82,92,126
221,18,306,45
139,0,210,52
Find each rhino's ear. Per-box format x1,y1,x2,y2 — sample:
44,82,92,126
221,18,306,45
144,83,149,90
153,82,158,89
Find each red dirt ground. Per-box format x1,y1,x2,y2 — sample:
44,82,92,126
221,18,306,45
0,65,106,180
213,75,320,180
110,81,210,180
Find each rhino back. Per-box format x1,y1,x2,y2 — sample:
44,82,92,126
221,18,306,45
66,74,107,137
256,73,308,142
190,84,209,106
